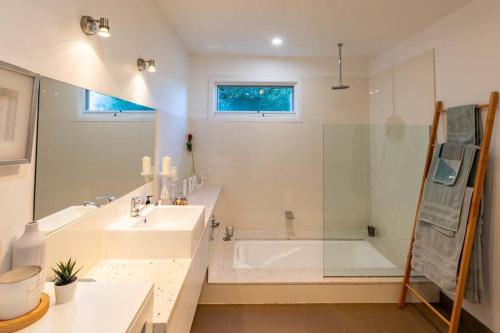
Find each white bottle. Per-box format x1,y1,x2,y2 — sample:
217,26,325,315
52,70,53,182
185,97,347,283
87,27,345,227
12,222,47,287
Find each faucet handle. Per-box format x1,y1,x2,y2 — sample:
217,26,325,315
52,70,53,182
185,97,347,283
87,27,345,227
210,215,220,228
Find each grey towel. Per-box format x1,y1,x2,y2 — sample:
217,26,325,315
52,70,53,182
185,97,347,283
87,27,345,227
465,198,485,304
419,144,478,232
413,103,485,304
446,104,478,144
412,188,473,295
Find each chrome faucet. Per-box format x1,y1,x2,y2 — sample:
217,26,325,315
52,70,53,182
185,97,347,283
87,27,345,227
209,215,220,240
130,195,153,217
84,195,116,208
96,195,116,204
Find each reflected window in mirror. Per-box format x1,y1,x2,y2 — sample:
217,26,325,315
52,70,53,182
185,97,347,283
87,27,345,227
75,89,155,121
35,78,156,234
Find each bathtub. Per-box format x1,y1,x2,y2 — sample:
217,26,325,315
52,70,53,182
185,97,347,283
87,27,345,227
233,240,395,269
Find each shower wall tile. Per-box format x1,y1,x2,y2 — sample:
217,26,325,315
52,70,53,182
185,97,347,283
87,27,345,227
188,54,369,233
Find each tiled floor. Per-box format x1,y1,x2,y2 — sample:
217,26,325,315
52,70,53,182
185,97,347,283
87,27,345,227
190,303,456,333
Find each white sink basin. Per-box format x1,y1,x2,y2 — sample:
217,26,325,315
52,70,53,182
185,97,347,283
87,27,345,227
105,205,205,259
133,206,203,230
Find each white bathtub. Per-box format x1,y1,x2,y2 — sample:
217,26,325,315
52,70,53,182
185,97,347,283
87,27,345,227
233,240,395,269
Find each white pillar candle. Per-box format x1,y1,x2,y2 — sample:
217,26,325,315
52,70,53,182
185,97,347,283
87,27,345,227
171,166,177,180
161,156,171,176
142,156,151,175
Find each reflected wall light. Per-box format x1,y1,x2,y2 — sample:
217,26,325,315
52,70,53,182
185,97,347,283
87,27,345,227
81,16,111,37
137,58,156,73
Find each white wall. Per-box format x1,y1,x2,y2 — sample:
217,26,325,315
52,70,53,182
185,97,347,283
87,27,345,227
368,50,435,263
188,54,369,232
369,0,500,328
0,0,189,272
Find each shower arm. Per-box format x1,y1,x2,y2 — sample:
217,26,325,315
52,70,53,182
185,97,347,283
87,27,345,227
332,42,349,90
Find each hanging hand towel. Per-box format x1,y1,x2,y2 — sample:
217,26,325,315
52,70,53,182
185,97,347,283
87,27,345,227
419,144,478,233
432,143,464,186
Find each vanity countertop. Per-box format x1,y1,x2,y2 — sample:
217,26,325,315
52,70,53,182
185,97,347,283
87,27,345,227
20,281,153,333
86,259,191,324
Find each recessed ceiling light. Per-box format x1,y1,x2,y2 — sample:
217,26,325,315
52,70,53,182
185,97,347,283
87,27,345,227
271,37,283,46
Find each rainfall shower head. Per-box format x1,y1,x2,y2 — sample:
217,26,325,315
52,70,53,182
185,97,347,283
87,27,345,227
332,42,349,90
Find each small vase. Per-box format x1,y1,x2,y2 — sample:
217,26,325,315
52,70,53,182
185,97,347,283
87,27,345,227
12,222,47,288
54,279,78,304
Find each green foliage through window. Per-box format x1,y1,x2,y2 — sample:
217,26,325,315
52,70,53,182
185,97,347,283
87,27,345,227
86,90,155,112
216,85,294,112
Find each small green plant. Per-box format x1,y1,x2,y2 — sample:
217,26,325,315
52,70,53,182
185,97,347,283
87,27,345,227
52,258,82,286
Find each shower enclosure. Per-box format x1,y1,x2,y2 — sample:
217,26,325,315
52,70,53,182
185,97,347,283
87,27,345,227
323,124,429,277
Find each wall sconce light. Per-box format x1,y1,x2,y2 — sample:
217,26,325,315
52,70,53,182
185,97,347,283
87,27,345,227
81,16,111,38
137,58,156,73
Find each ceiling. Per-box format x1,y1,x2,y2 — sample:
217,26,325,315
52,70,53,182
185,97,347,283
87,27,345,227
156,0,473,59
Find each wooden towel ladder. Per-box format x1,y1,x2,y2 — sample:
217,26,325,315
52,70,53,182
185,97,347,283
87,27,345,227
399,91,499,333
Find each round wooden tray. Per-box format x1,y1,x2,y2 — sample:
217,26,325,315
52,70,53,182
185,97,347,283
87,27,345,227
0,293,50,333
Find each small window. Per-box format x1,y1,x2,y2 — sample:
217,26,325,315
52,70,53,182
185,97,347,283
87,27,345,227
217,85,294,112
210,79,300,121
75,89,155,122
85,90,155,113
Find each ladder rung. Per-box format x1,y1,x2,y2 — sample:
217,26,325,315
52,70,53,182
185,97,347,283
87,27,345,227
439,103,490,112
405,283,451,326
431,144,482,151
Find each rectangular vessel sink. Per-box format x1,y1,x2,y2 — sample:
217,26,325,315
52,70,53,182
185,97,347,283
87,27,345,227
105,205,205,259
133,206,202,230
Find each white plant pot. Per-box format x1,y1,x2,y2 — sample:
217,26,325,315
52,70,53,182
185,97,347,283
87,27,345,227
54,279,78,304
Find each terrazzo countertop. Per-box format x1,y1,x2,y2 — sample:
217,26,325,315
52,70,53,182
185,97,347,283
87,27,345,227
86,259,190,324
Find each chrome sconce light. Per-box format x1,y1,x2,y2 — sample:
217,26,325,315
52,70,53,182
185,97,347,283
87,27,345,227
81,16,111,38
137,58,156,73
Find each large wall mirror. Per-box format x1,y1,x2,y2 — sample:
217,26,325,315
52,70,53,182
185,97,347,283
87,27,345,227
34,77,156,234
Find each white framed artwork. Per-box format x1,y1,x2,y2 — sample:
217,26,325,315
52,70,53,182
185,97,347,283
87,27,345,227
0,61,39,166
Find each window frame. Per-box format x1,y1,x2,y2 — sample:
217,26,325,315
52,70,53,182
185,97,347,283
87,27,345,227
208,77,302,122
74,88,156,122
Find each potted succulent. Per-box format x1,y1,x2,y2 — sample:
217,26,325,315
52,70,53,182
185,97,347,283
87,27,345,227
52,258,82,304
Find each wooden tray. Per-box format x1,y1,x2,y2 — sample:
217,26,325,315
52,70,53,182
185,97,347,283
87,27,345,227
0,293,49,333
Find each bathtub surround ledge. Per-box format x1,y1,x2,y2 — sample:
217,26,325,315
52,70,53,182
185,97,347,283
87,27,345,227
204,229,437,304
209,230,407,284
